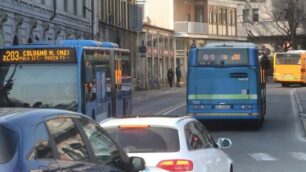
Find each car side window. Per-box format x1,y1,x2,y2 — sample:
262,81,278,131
78,118,126,170
194,122,215,148
46,117,90,162
185,122,212,150
29,122,54,160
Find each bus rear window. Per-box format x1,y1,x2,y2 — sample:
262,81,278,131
0,125,18,164
275,53,300,65
196,48,249,66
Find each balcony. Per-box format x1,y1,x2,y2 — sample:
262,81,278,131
174,21,208,35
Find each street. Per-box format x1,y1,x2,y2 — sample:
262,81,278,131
132,83,306,172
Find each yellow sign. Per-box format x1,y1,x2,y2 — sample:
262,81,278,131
0,48,76,63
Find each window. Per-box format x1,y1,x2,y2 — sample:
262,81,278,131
74,0,78,15
0,125,17,164
105,126,180,153
78,119,126,170
47,118,89,162
252,9,259,22
64,0,68,12
83,49,112,103
29,123,53,160
0,64,78,110
185,122,213,150
82,0,86,18
243,9,249,22
195,6,203,23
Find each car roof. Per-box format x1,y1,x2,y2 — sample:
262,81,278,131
0,108,82,125
100,115,194,128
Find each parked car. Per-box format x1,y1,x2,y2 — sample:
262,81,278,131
0,108,145,172
100,116,233,172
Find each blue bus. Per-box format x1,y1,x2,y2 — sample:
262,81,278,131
0,40,132,122
187,42,268,127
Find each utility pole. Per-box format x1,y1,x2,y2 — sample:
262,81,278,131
91,0,94,40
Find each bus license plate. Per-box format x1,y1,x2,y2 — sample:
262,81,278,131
215,105,231,109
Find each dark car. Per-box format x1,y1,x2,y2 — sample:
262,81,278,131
0,108,145,172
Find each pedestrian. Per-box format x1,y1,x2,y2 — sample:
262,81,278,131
176,65,182,87
167,68,174,88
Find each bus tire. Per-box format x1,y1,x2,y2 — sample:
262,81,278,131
281,83,289,87
254,114,264,129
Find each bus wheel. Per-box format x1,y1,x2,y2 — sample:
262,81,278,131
254,114,264,129
281,83,289,87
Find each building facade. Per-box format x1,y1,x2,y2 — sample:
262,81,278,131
0,0,97,46
97,0,140,88
136,0,247,90
236,0,306,54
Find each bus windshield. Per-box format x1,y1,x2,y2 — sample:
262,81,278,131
0,64,78,111
275,53,300,65
196,48,249,66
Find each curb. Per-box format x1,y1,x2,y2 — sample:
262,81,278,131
293,89,306,137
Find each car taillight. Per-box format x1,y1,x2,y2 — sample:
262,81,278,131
157,159,193,171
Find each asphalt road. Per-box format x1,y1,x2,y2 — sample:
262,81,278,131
132,83,306,172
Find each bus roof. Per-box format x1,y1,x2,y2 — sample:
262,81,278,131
0,40,120,49
203,42,257,49
286,50,306,53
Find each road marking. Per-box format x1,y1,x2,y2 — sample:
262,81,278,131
291,89,306,142
155,102,186,115
289,152,306,160
249,153,277,161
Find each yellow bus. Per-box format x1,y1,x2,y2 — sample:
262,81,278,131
273,50,306,87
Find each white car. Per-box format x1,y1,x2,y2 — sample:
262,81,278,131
100,116,233,172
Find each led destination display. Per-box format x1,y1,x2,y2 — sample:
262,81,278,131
0,48,76,63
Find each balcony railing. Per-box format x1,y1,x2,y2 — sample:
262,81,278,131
174,21,208,34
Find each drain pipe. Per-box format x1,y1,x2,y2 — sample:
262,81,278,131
50,0,57,21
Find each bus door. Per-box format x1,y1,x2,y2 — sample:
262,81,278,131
83,49,110,121
114,50,123,116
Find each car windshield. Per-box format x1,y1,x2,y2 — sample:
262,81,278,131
0,125,17,164
0,64,78,111
105,127,180,153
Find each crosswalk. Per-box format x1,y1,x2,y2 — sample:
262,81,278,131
247,152,306,161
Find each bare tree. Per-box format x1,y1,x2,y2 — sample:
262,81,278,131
272,0,305,51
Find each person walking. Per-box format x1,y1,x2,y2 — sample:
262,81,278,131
176,65,182,87
167,68,174,88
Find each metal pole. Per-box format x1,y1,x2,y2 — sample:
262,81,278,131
91,0,94,40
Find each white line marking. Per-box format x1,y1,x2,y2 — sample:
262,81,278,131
162,103,186,115
154,102,186,115
291,89,306,142
289,152,306,160
249,153,277,161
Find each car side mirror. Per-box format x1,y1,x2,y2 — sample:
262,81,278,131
217,138,232,149
129,156,145,172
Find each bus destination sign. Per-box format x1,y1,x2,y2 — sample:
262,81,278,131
0,48,76,63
